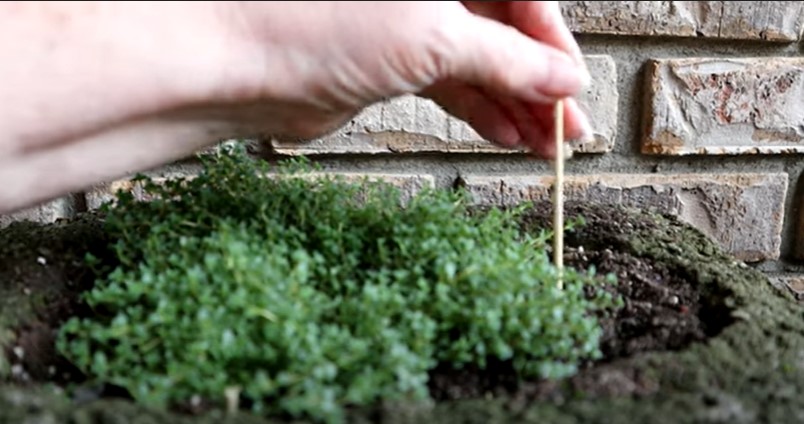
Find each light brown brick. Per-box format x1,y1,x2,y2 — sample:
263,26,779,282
87,173,435,209
457,173,788,262
642,57,804,156
0,198,75,228
85,173,191,210
767,274,804,299
561,1,804,42
271,55,618,156
304,173,435,205
197,139,266,157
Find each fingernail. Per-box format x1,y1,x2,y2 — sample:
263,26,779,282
580,66,592,90
576,56,592,89
579,114,595,142
497,124,521,147
546,53,592,96
562,143,574,160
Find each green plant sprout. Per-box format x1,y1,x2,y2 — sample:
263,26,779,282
57,143,619,424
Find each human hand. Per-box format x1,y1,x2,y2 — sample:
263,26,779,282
220,1,593,159
0,1,591,213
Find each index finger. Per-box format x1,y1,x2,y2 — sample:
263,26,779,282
510,1,585,68
461,1,589,84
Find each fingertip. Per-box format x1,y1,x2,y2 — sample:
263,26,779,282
526,142,557,161
474,114,523,148
421,81,522,149
450,16,589,104
518,127,556,160
464,96,523,148
494,121,522,147
512,1,587,68
535,49,591,100
563,98,595,142
561,142,575,160
578,63,592,90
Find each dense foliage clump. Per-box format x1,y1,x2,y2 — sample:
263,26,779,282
57,145,617,423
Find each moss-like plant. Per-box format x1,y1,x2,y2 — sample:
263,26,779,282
56,144,618,423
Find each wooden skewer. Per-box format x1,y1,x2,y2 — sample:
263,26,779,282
553,100,564,290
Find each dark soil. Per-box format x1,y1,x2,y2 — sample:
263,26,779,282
3,204,728,404
0,200,800,424
0,214,115,386
427,202,734,403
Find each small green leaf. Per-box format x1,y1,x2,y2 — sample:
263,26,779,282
55,144,619,424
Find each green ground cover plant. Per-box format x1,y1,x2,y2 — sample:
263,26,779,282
55,145,618,423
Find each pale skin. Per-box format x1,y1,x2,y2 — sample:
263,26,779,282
0,1,593,214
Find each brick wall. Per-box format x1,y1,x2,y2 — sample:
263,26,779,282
5,2,804,289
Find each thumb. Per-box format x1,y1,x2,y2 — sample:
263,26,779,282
444,14,590,103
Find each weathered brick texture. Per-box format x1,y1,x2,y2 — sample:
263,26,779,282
86,173,434,210
85,175,187,210
271,55,618,156
303,173,435,204
0,198,75,228
643,57,804,155
561,1,804,42
769,274,804,299
457,173,788,262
